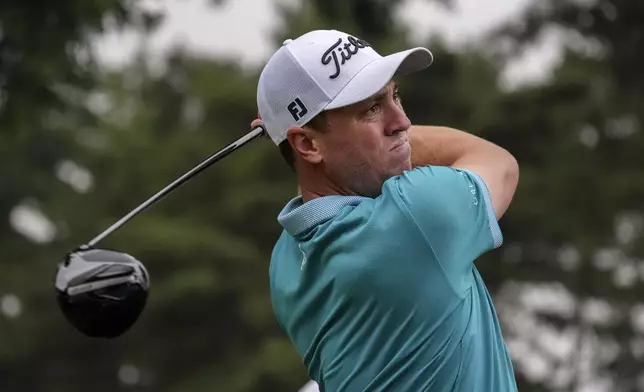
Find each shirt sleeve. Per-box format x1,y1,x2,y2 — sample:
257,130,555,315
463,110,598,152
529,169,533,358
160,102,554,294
387,165,503,293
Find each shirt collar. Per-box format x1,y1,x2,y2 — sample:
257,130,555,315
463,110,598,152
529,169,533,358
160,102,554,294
277,195,368,237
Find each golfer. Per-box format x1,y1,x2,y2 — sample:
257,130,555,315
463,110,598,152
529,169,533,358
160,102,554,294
252,29,520,392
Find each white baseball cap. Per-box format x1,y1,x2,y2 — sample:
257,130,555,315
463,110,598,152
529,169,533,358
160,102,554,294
256,29,434,145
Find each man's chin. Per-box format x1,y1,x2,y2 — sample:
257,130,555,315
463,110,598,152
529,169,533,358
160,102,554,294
395,159,412,174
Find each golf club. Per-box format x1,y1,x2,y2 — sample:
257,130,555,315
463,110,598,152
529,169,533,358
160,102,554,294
55,125,265,338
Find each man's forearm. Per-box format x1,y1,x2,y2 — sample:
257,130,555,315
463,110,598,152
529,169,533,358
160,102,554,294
409,125,511,168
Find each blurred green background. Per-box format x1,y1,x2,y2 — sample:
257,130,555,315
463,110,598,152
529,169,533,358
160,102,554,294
2,0,644,391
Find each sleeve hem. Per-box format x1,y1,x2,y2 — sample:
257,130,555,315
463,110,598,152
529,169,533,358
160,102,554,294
459,169,504,249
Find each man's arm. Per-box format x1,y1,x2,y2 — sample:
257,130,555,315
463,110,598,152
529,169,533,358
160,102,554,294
408,125,519,220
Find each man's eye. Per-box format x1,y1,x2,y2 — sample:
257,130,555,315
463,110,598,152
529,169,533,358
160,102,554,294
367,103,380,114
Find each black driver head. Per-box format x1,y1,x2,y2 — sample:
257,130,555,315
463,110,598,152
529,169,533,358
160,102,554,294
55,247,150,339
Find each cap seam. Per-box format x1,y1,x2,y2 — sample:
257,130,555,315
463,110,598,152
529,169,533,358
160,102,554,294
285,46,332,102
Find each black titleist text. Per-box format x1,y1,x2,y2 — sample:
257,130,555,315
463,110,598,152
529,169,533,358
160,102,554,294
321,36,371,79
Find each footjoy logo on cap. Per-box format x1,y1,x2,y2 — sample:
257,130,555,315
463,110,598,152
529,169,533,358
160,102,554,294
287,98,308,121
321,36,371,79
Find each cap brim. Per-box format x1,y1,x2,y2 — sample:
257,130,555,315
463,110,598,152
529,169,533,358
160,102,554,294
325,47,433,110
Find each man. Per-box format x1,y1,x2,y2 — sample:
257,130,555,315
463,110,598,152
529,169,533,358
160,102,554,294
253,29,520,391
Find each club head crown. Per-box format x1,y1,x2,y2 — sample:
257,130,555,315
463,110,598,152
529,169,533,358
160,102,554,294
55,248,149,339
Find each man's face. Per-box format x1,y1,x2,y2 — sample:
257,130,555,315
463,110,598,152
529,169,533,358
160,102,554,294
316,81,412,197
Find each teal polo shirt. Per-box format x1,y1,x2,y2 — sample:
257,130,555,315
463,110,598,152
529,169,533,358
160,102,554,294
269,165,517,392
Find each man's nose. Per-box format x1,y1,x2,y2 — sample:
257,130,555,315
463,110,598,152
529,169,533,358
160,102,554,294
385,102,411,136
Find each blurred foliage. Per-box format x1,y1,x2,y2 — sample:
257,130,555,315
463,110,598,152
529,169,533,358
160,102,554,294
482,1,644,390
1,0,643,391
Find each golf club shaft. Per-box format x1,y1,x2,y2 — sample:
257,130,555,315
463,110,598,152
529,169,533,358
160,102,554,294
84,125,265,248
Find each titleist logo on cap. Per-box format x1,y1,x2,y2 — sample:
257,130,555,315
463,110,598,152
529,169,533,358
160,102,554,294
321,36,371,79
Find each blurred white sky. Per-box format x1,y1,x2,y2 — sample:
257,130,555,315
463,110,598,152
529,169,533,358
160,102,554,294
93,0,563,90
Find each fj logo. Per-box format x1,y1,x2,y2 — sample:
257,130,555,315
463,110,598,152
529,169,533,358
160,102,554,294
287,98,308,121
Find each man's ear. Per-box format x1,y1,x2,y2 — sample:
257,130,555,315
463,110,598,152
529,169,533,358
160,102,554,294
287,127,322,164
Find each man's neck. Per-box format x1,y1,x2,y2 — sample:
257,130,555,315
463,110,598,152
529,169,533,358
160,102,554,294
300,186,357,203
296,165,355,203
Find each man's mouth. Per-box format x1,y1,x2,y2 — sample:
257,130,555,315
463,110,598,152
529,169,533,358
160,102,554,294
390,138,409,151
